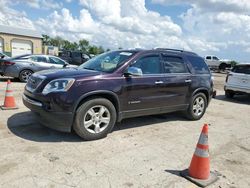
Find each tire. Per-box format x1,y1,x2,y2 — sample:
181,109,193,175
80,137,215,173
225,90,234,99
185,93,207,120
73,98,117,140
219,63,227,71
19,69,33,82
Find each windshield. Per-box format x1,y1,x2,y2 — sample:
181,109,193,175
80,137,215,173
78,51,136,73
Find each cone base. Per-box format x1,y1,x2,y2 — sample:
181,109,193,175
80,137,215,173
180,169,219,187
0,106,19,110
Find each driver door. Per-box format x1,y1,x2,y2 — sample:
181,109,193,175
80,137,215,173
122,53,167,112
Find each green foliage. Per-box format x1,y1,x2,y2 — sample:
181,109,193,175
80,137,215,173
78,39,89,53
88,46,104,55
230,60,239,67
42,35,105,55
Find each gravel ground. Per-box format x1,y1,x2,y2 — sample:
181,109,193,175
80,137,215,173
0,73,249,188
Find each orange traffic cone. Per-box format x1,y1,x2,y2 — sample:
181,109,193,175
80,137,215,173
181,124,218,187
1,80,18,110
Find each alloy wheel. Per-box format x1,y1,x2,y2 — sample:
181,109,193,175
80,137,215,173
83,105,111,134
21,70,33,82
192,96,205,117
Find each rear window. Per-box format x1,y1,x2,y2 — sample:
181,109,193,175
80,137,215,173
162,55,189,73
232,65,250,74
186,55,210,74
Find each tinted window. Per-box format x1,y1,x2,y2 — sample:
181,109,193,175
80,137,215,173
186,55,210,74
206,56,211,60
212,56,219,60
72,52,81,58
132,55,161,74
162,56,188,73
49,57,65,65
232,65,250,74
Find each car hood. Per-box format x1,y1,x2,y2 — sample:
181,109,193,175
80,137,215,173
33,68,101,80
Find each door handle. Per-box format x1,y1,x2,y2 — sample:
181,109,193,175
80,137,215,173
185,79,192,83
155,81,164,84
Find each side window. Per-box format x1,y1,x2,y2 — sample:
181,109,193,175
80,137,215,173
186,55,210,74
49,57,65,65
233,66,250,74
131,55,161,74
206,56,211,60
162,56,188,73
212,56,219,60
31,56,47,62
72,52,81,58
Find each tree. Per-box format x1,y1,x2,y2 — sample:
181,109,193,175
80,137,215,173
49,36,65,49
79,39,89,53
88,46,105,55
41,35,107,54
230,60,239,67
42,34,51,46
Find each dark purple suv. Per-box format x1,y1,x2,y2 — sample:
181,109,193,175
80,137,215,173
23,49,213,140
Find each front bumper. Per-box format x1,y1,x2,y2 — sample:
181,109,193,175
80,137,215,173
22,94,73,132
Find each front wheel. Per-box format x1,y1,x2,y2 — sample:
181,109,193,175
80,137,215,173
73,98,117,140
225,90,234,98
185,93,207,120
19,69,33,82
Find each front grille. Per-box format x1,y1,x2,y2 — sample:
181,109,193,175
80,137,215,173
26,75,44,92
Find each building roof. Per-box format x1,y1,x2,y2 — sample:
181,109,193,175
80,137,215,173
0,25,42,38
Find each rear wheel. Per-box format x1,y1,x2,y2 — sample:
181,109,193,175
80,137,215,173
225,90,235,98
185,93,207,120
19,69,33,82
73,98,117,140
219,63,227,71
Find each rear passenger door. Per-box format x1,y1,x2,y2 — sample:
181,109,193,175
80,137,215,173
161,54,192,106
29,56,51,72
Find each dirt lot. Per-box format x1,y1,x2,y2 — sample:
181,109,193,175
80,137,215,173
0,73,249,188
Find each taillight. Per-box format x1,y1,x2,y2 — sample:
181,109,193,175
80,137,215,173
3,61,15,66
226,73,232,82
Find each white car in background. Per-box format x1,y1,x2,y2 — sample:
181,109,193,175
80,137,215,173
224,64,250,98
205,55,231,71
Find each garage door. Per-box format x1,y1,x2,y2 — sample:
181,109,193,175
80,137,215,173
11,40,32,57
0,39,3,52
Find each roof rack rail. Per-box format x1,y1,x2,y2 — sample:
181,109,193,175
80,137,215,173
154,48,184,52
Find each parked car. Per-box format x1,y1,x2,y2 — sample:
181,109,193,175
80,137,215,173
205,55,231,71
58,51,91,66
224,63,250,98
0,52,10,75
1,54,77,82
0,52,10,59
23,49,214,140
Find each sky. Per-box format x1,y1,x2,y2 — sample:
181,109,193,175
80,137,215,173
0,0,250,62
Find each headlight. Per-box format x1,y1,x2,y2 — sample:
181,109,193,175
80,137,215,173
42,78,75,95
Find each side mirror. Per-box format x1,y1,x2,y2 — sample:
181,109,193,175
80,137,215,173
63,62,69,68
124,67,143,77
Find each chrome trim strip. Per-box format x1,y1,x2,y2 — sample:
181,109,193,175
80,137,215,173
22,94,42,107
